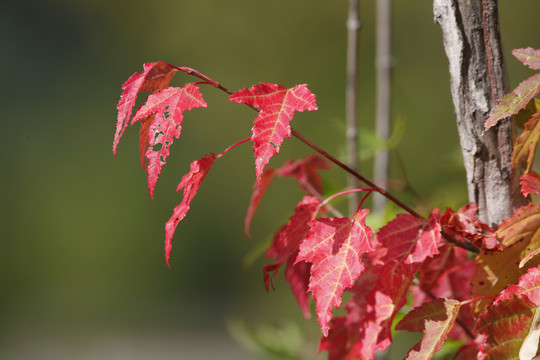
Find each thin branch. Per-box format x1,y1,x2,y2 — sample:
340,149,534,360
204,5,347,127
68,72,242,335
346,0,361,216
217,137,251,158
373,0,393,214
291,129,422,219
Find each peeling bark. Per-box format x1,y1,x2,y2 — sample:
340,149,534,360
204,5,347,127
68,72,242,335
434,0,526,227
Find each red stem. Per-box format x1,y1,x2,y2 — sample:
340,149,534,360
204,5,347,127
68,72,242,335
217,137,251,158
291,129,422,218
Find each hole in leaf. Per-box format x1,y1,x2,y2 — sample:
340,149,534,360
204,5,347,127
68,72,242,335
164,111,170,119
153,131,165,141
152,143,163,152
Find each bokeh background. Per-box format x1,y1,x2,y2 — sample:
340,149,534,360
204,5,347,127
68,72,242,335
2,1,539,359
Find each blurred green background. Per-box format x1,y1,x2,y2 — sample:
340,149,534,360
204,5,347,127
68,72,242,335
1,1,539,359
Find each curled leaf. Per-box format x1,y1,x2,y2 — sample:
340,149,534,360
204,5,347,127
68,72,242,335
114,62,178,155
521,171,540,197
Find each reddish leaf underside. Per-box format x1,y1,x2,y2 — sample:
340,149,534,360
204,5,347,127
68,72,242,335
513,47,540,71
377,211,442,268
277,154,331,195
165,153,217,266
415,244,476,340
264,196,320,290
296,209,374,336
440,203,498,250
485,73,540,129
114,62,178,156
229,83,318,184
244,168,275,238
395,298,461,360
318,267,380,360
521,171,540,197
416,244,474,300
132,84,207,199
356,264,413,359
512,109,540,172
284,253,312,318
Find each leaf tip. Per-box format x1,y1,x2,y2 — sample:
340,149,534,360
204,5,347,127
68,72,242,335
165,231,173,267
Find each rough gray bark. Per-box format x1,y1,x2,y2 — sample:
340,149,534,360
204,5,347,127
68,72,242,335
433,0,526,227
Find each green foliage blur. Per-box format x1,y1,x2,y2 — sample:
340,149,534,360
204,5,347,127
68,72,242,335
1,1,539,359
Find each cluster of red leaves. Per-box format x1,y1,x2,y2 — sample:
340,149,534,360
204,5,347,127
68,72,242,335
114,50,540,359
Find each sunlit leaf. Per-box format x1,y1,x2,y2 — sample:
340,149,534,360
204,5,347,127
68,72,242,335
133,84,207,198
296,209,374,336
114,62,178,155
164,154,217,266
229,83,318,184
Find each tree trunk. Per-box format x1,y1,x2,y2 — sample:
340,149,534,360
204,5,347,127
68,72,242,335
433,0,526,227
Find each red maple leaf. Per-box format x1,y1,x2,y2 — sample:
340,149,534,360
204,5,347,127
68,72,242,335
165,153,217,266
414,244,476,340
132,84,207,199
319,269,379,360
229,83,318,184
113,62,178,156
277,154,331,195
296,209,374,336
244,168,275,239
320,211,442,358
284,253,312,318
376,211,442,271
263,196,320,290
521,171,540,197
